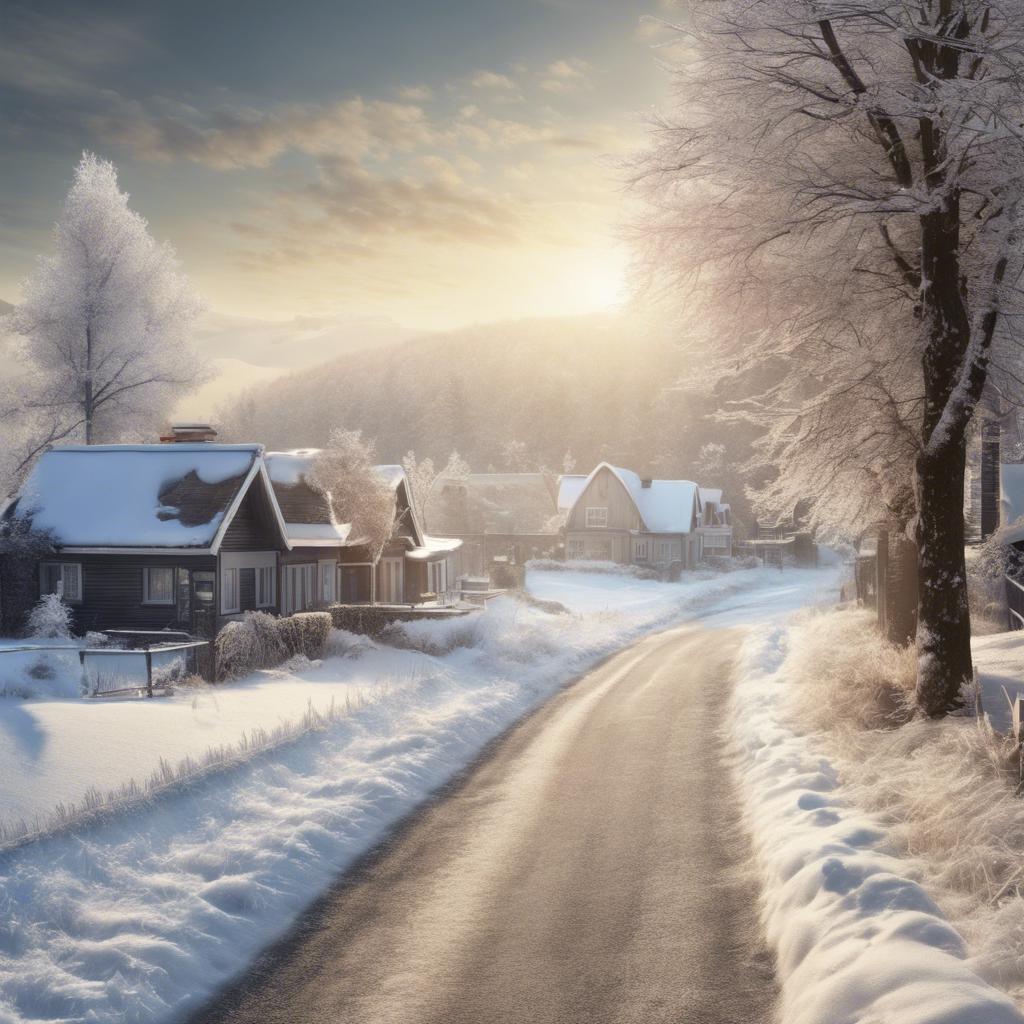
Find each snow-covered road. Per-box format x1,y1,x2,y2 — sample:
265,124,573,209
0,564,833,1024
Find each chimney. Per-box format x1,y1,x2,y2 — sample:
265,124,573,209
160,422,218,444
641,478,653,489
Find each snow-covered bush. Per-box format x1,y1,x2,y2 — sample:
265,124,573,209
278,612,331,660
378,615,483,656
25,593,73,639
215,611,286,680
323,628,377,659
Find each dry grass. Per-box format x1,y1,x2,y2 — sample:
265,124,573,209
785,608,1024,1001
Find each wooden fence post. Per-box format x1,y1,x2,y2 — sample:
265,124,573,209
144,645,153,699
1013,696,1024,787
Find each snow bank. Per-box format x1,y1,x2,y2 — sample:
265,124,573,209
733,622,1024,1024
0,565,831,1023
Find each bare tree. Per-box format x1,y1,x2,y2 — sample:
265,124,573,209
3,152,207,481
311,429,396,561
633,0,1024,716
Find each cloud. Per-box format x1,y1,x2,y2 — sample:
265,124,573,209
89,96,436,169
468,70,516,90
397,84,433,102
539,57,592,93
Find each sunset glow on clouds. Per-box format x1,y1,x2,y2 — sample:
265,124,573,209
0,0,672,331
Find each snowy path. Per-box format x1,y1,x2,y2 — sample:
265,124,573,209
188,620,777,1024
0,566,836,1023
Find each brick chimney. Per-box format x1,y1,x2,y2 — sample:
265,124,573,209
160,422,218,444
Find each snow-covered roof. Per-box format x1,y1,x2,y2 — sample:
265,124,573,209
376,465,406,491
557,474,588,513
699,487,722,507
265,449,320,487
266,449,353,547
11,444,263,550
574,463,701,535
405,535,463,560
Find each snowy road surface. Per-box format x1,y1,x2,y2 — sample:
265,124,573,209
189,619,776,1024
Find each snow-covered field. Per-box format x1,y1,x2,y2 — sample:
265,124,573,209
0,562,834,1024
735,616,1024,1024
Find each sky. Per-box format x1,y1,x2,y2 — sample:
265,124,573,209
0,0,676,332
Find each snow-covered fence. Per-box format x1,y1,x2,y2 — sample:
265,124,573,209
1005,574,1024,631
80,640,210,698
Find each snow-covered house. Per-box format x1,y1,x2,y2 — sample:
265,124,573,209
265,453,462,607
424,472,561,575
698,487,733,557
266,450,351,613
560,463,706,569
0,440,289,637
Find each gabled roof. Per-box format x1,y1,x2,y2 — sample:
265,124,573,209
7,444,284,552
557,474,588,513
266,450,351,547
572,463,702,535
425,472,560,536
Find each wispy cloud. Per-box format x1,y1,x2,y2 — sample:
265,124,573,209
539,57,591,93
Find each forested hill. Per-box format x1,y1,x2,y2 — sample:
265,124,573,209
217,314,752,509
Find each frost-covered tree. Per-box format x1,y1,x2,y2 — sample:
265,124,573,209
310,429,396,560
401,451,437,524
634,0,1024,716
25,593,73,640
3,152,207,479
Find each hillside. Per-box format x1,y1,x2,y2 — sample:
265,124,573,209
217,314,756,519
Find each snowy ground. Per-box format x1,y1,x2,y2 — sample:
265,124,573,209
0,562,835,1024
735,618,1024,1024
973,630,1024,734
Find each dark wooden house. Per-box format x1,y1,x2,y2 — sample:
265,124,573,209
1,438,289,638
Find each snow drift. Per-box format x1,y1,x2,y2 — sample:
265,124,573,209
732,621,1024,1024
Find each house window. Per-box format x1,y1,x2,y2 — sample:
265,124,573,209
40,562,82,603
658,541,675,562
143,567,175,605
704,532,730,550
284,564,316,614
585,507,608,528
635,540,649,562
567,539,585,559
222,567,240,614
320,562,335,605
257,566,276,608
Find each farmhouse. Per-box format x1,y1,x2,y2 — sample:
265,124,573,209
424,472,561,574
0,432,462,637
0,436,289,638
560,463,731,570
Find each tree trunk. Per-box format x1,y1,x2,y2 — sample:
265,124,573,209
914,202,975,716
84,323,93,444
914,439,972,715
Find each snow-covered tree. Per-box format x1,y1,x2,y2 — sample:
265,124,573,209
25,593,73,640
634,0,1024,717
310,429,396,560
401,451,437,524
3,152,207,480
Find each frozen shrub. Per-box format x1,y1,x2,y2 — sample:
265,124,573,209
379,615,483,656
323,628,377,659
526,558,659,580
0,516,57,635
215,611,286,680
26,659,55,681
278,612,331,660
25,593,73,639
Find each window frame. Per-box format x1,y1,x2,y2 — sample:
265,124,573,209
584,506,609,529
221,567,240,614
142,566,176,606
256,565,276,608
40,562,83,604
